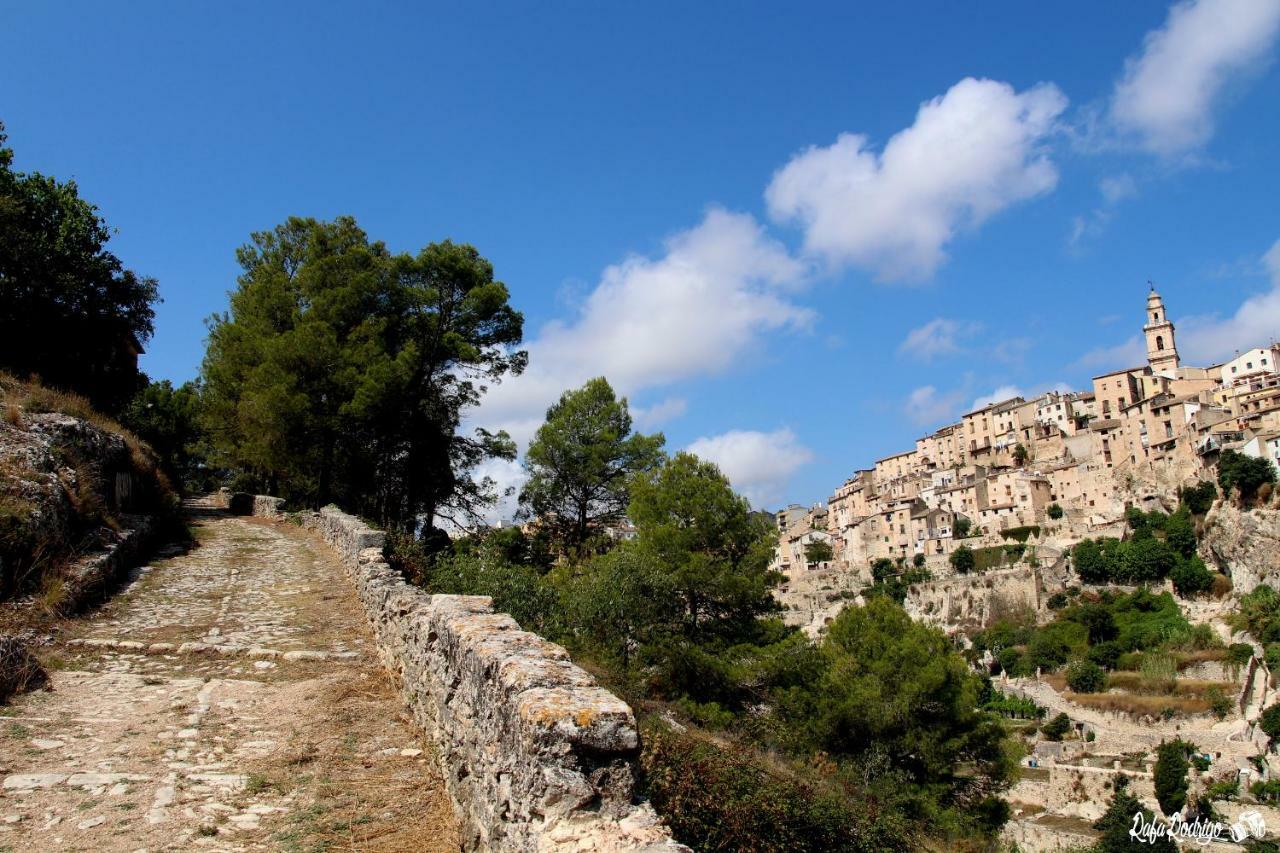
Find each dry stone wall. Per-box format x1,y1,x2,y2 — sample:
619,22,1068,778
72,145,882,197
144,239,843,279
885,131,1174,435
261,501,685,852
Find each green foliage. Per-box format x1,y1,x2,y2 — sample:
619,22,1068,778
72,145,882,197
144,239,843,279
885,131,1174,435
1179,481,1218,515
1232,585,1280,643
1219,449,1277,504
640,724,913,852
949,544,974,574
804,540,834,564
201,216,525,535
1047,591,1068,610
775,597,1015,821
1094,776,1177,852
1012,443,1028,466
120,380,209,492
953,516,971,538
0,123,157,413
1154,739,1194,815
1040,712,1071,741
1266,643,1280,675
1205,778,1238,801
911,552,925,569
1046,502,1064,520
1164,506,1197,558
520,377,664,556
1170,556,1214,597
1259,702,1280,741
1000,525,1040,543
982,690,1045,719
1065,660,1107,693
1088,640,1124,671
627,452,778,641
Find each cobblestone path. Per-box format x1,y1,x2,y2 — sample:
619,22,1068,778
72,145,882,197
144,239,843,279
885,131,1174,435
0,500,458,851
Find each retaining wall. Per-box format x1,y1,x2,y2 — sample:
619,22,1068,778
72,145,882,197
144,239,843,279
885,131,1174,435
256,501,684,852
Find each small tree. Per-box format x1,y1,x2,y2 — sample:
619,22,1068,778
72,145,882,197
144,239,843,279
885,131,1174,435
1219,449,1277,504
953,516,971,538
1046,502,1064,520
1259,702,1280,742
1170,556,1214,597
521,377,665,556
1012,443,1029,466
1094,775,1177,853
950,545,975,574
1154,739,1194,816
912,552,926,569
1179,481,1218,515
1041,712,1071,741
803,539,834,564
1065,660,1107,693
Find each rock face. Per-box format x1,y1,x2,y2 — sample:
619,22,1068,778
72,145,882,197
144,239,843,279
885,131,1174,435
276,502,686,852
1201,503,1280,595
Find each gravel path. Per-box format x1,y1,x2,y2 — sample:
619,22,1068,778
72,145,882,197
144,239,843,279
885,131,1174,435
0,499,458,851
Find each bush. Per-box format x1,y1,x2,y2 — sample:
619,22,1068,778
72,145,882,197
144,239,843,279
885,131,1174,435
1259,702,1280,741
911,552,925,569
950,545,975,574
1065,660,1108,693
1154,739,1194,816
1206,687,1232,720
1041,713,1071,741
1219,449,1277,504
1171,556,1214,597
1047,592,1068,610
953,517,971,538
640,723,912,851
1001,525,1040,543
1179,481,1218,515
1088,641,1124,671
1047,503,1064,520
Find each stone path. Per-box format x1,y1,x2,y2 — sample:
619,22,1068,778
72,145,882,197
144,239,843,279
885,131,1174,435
0,499,458,851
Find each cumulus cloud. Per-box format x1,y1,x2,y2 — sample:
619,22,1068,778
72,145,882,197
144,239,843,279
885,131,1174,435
898,318,980,361
632,396,688,430
970,385,1026,412
1079,240,1280,370
473,208,810,449
1110,0,1280,157
904,385,970,427
685,428,815,509
766,77,1068,282
1177,238,1280,361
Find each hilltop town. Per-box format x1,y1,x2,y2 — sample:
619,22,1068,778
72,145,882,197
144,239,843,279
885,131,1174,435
774,288,1279,631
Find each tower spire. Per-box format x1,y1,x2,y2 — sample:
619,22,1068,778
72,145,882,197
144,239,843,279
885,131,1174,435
1144,287,1179,375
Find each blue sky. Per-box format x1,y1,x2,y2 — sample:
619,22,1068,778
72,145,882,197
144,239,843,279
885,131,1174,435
4,0,1280,515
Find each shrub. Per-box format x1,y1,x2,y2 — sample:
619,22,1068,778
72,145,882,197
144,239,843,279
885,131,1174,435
1041,712,1071,742
1179,481,1218,515
1171,556,1214,597
1065,660,1108,693
1259,702,1280,741
1219,449,1277,504
1154,739,1195,816
1088,641,1124,671
912,553,925,569
1047,592,1068,610
1001,526,1040,543
950,545,975,574
1047,503,1064,520
640,723,913,851
953,517,972,538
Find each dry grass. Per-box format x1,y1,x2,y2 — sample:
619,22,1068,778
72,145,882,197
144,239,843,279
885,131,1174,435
240,673,459,852
1104,671,1234,698
1063,691,1210,717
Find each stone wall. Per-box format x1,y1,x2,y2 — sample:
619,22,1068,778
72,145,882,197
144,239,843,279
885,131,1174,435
256,501,685,852
904,565,1040,631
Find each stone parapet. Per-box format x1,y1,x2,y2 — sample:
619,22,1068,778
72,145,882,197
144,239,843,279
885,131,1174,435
253,500,684,852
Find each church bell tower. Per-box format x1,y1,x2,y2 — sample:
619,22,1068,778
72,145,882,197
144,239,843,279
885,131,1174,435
1144,286,1179,375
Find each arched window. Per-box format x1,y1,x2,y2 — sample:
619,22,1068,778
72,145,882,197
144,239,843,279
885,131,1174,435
1152,311,1158,322
1156,335,1165,351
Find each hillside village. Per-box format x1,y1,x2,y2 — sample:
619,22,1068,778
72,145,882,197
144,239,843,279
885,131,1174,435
775,288,1279,628
769,288,1280,849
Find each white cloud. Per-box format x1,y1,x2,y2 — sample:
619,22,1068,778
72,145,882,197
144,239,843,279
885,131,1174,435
898,317,979,361
1099,173,1138,205
685,428,815,509
1110,0,1280,157
1177,238,1280,361
474,208,810,449
632,396,688,430
970,385,1026,412
766,77,1068,282
904,385,969,427
1078,240,1280,370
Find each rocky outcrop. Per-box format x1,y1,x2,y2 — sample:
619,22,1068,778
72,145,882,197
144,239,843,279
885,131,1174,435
257,501,685,852
905,565,1040,631
1201,502,1280,594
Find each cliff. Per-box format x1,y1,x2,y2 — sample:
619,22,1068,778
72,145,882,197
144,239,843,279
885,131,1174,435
1201,499,1280,595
